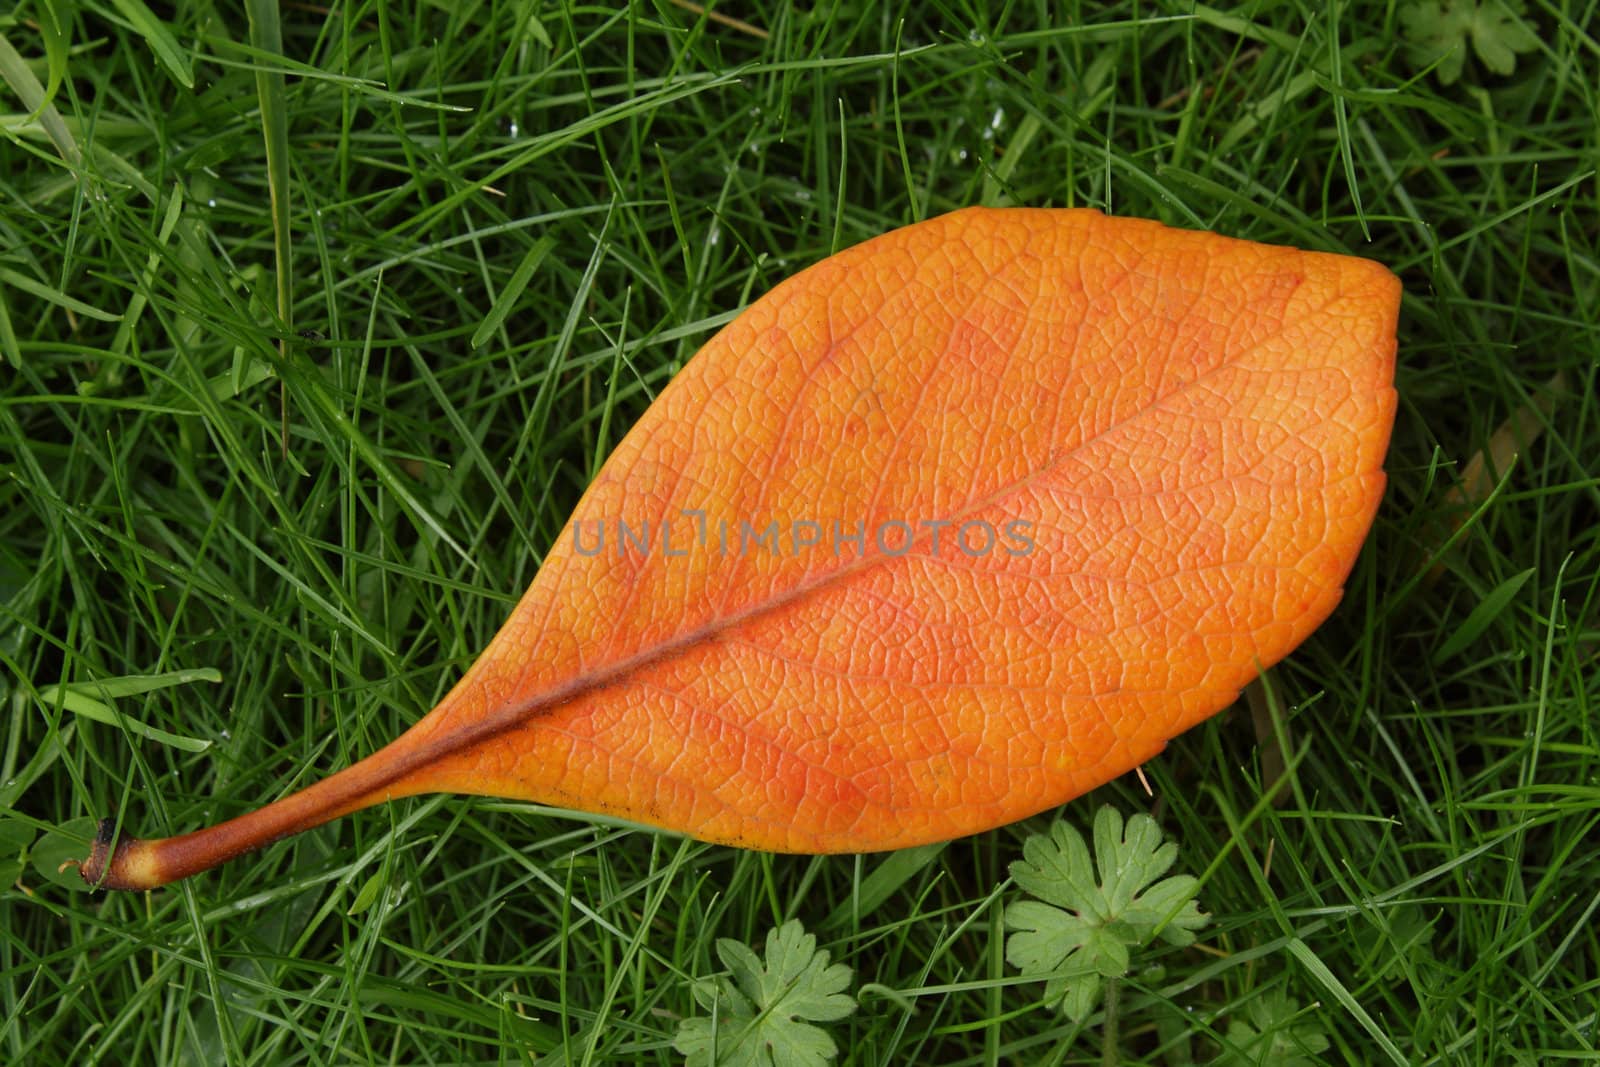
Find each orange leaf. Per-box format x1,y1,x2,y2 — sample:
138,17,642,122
76,208,1400,890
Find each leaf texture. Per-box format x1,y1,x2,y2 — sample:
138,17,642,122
78,207,1400,889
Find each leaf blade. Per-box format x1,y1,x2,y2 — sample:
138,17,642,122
1004,808,1208,1020
676,920,856,1067
78,207,1401,888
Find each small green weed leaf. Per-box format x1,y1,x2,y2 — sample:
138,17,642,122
1005,807,1208,1020
347,869,386,915
1350,904,1438,982
674,919,856,1067
1400,0,1539,84
33,817,99,891
1216,991,1331,1066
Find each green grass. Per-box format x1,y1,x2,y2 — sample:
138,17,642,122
2,1,1597,1064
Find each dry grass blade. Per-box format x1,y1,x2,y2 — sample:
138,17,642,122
667,0,770,39
1425,372,1565,583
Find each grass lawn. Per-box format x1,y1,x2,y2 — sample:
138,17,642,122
3,2,1597,1064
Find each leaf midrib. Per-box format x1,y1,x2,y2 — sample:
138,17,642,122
367,277,1340,796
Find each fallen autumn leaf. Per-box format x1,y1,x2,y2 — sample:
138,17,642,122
74,207,1400,890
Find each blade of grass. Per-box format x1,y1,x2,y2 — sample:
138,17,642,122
109,182,186,364
0,286,18,367
33,670,221,752
1432,567,1537,665
0,265,118,321
106,0,194,88
36,0,71,104
246,0,294,453
471,235,558,349
0,30,80,165
1286,937,1407,1066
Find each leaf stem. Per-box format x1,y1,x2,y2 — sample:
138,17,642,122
70,740,418,889
1101,977,1120,1067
